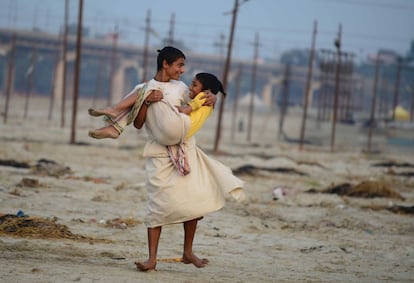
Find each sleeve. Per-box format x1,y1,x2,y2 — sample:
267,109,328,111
188,92,206,111
185,102,213,138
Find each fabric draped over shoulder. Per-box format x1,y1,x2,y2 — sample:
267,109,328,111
114,81,190,146
107,83,148,134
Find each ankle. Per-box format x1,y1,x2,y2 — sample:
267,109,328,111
89,126,120,139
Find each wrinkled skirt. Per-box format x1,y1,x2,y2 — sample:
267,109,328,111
143,137,244,228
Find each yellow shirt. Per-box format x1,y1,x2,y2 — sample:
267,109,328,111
186,91,213,138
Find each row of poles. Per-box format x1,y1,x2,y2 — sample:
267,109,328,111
1,0,185,146
2,0,115,145
214,3,349,153
2,0,413,153
224,13,413,154
217,11,346,153
0,1,170,144
3,0,73,139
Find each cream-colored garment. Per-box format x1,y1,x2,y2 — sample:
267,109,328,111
142,79,244,228
143,138,244,227
111,81,189,145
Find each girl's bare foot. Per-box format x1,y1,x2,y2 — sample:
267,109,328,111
88,125,120,139
135,260,157,272
182,252,209,268
88,107,119,120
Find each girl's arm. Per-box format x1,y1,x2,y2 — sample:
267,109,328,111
177,91,206,115
176,105,193,115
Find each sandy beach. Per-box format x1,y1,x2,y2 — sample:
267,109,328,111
1,95,413,283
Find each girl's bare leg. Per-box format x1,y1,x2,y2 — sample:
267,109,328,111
135,227,162,272
182,218,208,268
88,124,120,139
88,91,138,120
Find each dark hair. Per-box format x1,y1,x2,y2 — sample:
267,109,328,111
195,72,226,97
156,46,186,71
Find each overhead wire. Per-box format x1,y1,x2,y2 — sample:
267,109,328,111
0,0,412,59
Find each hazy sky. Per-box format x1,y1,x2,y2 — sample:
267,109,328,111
1,0,413,61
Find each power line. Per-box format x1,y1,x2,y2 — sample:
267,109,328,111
318,0,414,11
1,2,411,60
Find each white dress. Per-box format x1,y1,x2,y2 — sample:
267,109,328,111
142,79,244,227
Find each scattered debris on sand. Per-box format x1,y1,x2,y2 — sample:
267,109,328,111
31,158,72,177
307,180,405,200
233,164,308,176
0,214,110,243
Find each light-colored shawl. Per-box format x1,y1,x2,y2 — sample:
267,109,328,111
112,83,191,175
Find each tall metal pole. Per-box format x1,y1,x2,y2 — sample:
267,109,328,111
330,24,342,152
48,48,60,120
70,0,83,144
61,0,69,128
378,72,386,121
107,24,118,106
3,33,16,124
410,79,414,122
319,50,329,121
392,57,402,121
24,48,36,119
214,33,226,78
213,0,239,154
231,64,242,141
323,50,334,121
278,64,291,140
368,55,380,152
246,32,259,142
167,13,175,46
142,9,151,82
299,20,317,150
93,58,104,109
343,54,354,120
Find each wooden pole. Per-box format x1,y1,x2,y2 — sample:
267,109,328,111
3,33,16,124
299,20,317,150
330,24,342,152
48,49,60,120
142,9,151,82
246,32,260,142
61,0,69,128
231,64,242,141
392,57,402,121
368,55,381,152
214,0,239,154
24,48,36,119
343,54,354,121
278,64,291,140
107,24,118,106
70,0,83,144
167,13,175,45
377,73,385,121
214,33,226,79
93,58,104,109
410,78,414,122
319,50,329,121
